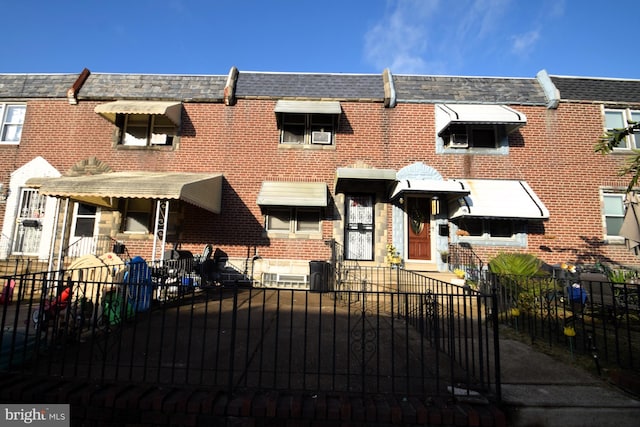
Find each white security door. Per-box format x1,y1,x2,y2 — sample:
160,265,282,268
12,188,46,254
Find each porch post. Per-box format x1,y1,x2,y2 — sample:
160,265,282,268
56,198,70,271
152,199,170,263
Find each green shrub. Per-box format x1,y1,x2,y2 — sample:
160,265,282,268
488,252,547,277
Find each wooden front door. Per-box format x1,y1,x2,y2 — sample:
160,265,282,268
407,197,431,260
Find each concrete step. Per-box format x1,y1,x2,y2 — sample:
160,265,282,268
501,383,640,427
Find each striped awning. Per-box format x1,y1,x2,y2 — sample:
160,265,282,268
274,100,341,115
435,104,527,136
449,179,549,219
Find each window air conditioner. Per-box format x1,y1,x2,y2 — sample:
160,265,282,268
449,133,469,148
311,131,332,144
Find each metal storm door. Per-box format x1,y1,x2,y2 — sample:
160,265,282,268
345,195,374,260
12,188,46,255
407,197,431,260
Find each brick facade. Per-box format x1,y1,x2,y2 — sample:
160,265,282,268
1,69,639,281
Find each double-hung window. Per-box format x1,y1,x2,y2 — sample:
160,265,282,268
95,101,182,149
1,104,26,144
266,208,321,234
275,100,341,147
116,113,177,146
602,192,625,239
604,109,640,150
280,113,335,145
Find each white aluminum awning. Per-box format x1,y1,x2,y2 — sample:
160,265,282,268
435,104,527,136
29,171,223,213
335,167,397,193
390,179,470,200
95,100,183,126
274,100,342,115
449,179,549,219
257,181,328,207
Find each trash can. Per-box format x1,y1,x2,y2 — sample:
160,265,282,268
309,260,329,292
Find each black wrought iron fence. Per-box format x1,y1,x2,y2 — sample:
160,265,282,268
491,272,640,372
1,262,501,401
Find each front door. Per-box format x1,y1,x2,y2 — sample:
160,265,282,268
68,203,99,258
12,188,46,255
407,197,431,260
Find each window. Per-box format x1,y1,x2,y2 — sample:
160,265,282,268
442,124,502,149
115,113,177,146
457,219,523,240
603,193,625,238
280,113,335,145
1,104,26,143
265,208,321,234
122,199,152,233
73,204,98,237
121,199,180,235
604,109,640,150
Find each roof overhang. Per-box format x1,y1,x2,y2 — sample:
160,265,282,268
257,181,328,207
449,179,549,220
435,104,527,136
27,172,223,213
94,100,183,126
390,179,470,200
274,100,342,115
335,167,396,193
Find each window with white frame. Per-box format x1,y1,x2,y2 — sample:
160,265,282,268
279,113,335,145
441,123,505,149
115,113,177,147
265,207,321,234
1,104,26,143
457,218,524,240
602,192,625,239
604,109,640,150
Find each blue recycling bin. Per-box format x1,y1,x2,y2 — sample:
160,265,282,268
124,256,153,312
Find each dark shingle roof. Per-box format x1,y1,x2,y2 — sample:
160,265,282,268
77,73,227,101
393,75,548,105
0,73,79,98
235,72,384,101
550,76,640,104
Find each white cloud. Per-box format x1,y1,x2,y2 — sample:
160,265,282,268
511,30,540,55
363,0,440,74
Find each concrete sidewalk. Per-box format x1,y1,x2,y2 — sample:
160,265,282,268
498,335,640,427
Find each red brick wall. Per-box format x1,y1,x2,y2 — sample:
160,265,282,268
1,98,637,268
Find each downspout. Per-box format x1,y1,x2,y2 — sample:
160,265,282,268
383,68,397,108
535,69,560,109
66,68,91,105
224,66,239,107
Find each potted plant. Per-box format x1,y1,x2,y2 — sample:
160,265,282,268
439,250,449,264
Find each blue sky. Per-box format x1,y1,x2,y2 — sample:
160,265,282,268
2,0,638,79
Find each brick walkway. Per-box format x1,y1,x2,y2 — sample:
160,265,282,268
0,373,506,426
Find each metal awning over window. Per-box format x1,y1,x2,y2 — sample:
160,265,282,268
257,181,328,207
390,179,470,200
449,179,549,220
335,167,396,193
94,101,183,126
274,100,341,115
28,171,223,213
435,104,527,136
